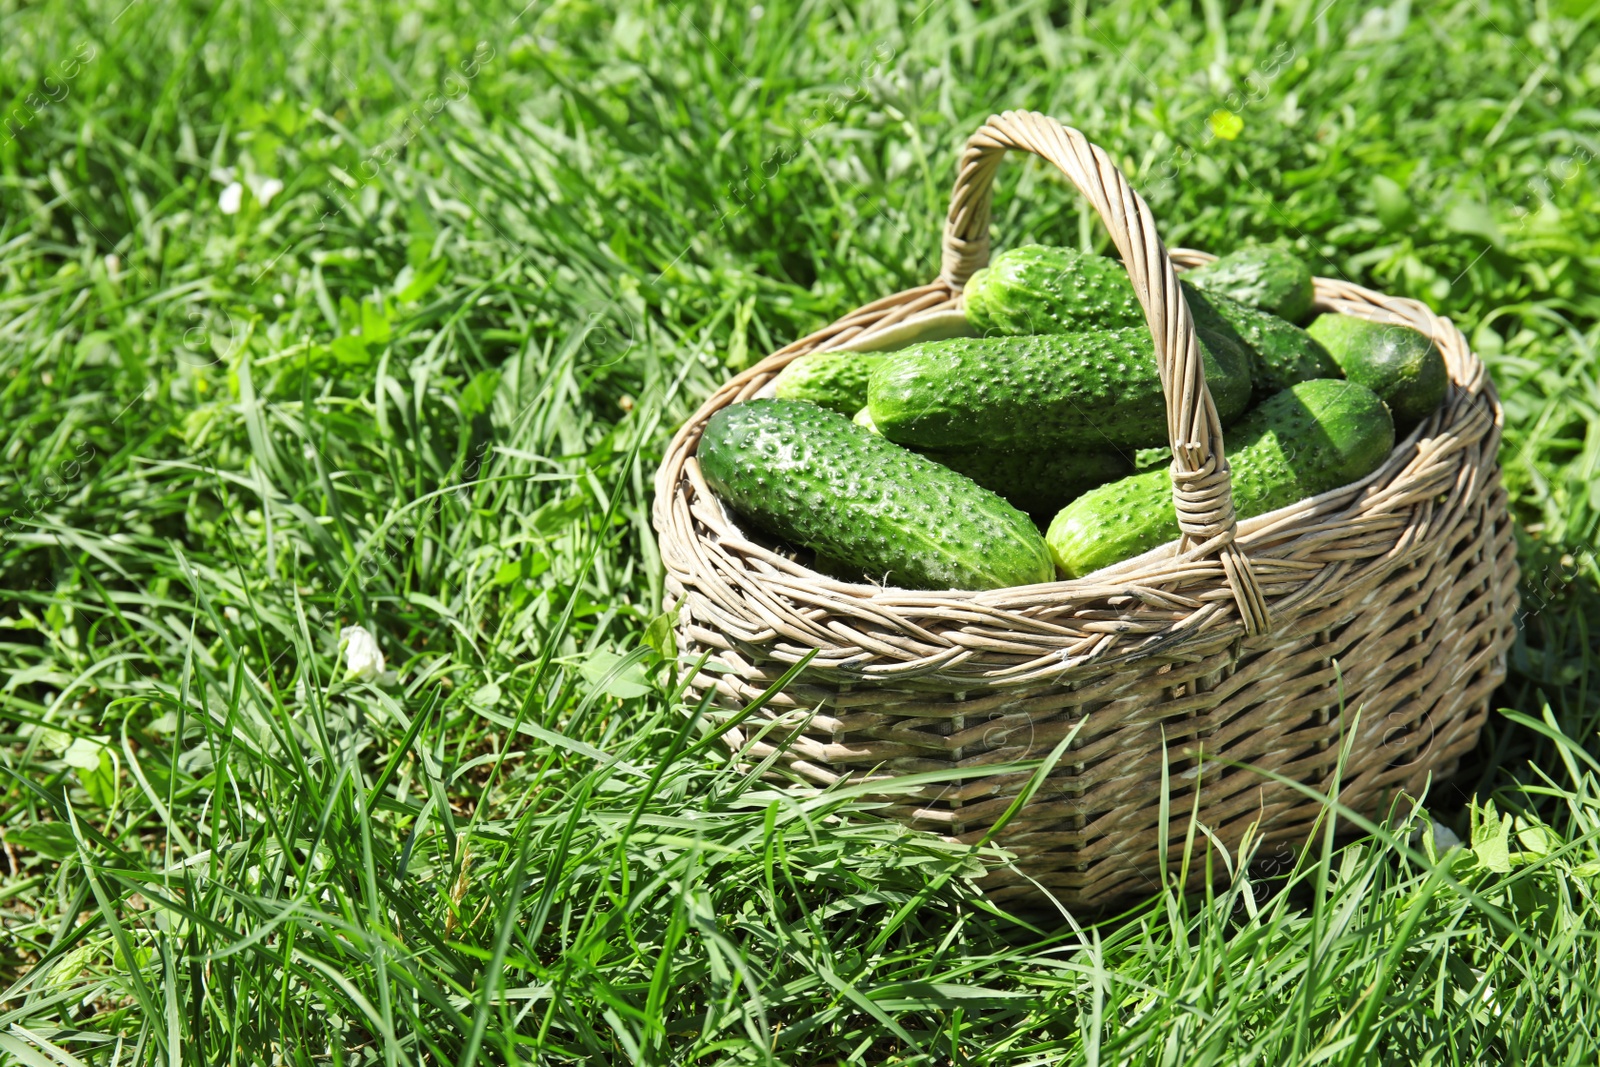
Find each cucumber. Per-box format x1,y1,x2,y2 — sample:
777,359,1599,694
1183,245,1315,323
964,244,1145,335
867,327,1253,452
853,405,880,433
698,399,1054,590
772,352,884,415
1046,379,1395,578
959,243,1334,398
920,448,1132,517
1306,314,1448,431
1185,285,1340,396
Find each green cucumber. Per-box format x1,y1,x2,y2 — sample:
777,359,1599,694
853,405,880,433
867,327,1253,452
1183,245,1315,323
964,244,1145,335
698,399,1053,590
1047,379,1395,578
959,243,1336,397
920,448,1132,517
1306,313,1448,431
1185,285,1340,396
772,352,884,415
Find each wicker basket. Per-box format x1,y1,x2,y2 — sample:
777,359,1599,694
652,112,1518,906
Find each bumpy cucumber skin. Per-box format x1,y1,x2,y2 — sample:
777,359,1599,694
920,448,1132,517
1047,379,1395,578
1184,246,1315,323
957,244,1336,403
1185,282,1340,396
699,399,1054,591
868,328,1253,451
1306,314,1448,431
772,353,885,415
964,245,1146,335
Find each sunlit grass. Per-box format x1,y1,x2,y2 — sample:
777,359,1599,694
2,0,1598,1062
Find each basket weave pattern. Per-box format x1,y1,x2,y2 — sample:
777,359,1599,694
652,112,1517,904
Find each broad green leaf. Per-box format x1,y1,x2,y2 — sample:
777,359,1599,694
1372,175,1415,229
1516,824,1563,858
578,648,652,700
360,297,392,345
3,822,80,861
329,335,370,365
493,552,550,586
642,609,677,661
1444,198,1503,248
530,495,587,537
461,369,501,418
398,259,448,303
1470,800,1513,874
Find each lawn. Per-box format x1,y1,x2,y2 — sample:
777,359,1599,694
2,0,1599,1062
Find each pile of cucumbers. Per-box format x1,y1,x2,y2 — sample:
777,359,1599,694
700,244,1447,591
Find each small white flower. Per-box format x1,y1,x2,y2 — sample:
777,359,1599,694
1471,969,1503,1017
250,176,284,207
219,181,244,215
339,625,386,682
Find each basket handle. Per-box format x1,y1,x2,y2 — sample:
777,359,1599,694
942,111,1269,636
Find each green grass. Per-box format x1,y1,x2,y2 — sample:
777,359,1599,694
2,0,1599,1061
